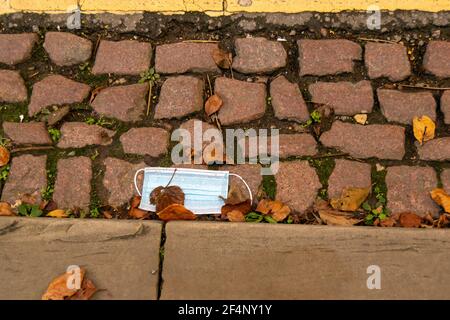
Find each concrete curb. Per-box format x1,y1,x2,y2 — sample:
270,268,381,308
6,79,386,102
161,221,450,300
0,217,163,300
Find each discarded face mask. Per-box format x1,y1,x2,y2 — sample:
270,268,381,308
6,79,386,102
134,167,252,214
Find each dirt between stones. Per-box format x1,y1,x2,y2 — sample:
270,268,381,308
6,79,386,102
0,11,449,223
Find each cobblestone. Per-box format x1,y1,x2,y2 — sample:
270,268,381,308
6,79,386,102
386,166,440,217
320,121,405,160
417,138,450,161
441,91,450,124
57,122,115,148
120,127,169,157
0,33,38,65
327,159,372,199
377,89,436,124
270,76,309,122
365,42,411,81
2,122,52,145
53,157,92,211
0,70,27,103
154,76,204,120
423,41,450,77
309,81,373,115
44,32,92,66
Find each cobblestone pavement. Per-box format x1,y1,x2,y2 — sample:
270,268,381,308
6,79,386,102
0,18,449,220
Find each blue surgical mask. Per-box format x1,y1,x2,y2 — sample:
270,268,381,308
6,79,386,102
134,167,252,214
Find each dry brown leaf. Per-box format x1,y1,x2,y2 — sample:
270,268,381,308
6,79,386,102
103,211,113,219
379,217,397,227
221,199,252,218
21,192,39,205
430,188,450,213
0,145,10,167
89,86,106,104
354,114,367,125
150,185,185,213
413,115,435,145
227,210,245,222
256,199,291,222
42,268,86,300
47,209,68,218
318,209,362,226
437,214,450,228
330,187,370,212
157,204,196,222
399,212,423,228
0,202,14,216
225,183,248,205
128,195,150,219
212,48,232,69
205,94,223,116
69,278,97,300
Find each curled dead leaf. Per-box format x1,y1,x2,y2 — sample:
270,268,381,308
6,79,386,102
318,209,362,226
221,199,252,219
354,114,367,125
212,48,232,69
330,187,370,212
42,268,97,300
256,199,291,222
227,210,246,222
103,210,113,219
205,94,223,117
413,115,435,145
47,209,68,218
399,212,423,228
0,202,14,216
150,186,185,213
157,204,196,222
128,195,149,219
0,145,10,167
430,188,450,213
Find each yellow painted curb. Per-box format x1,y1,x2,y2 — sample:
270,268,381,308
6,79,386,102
2,0,450,14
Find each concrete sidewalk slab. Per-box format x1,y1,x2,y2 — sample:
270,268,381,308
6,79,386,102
161,222,450,299
0,217,162,300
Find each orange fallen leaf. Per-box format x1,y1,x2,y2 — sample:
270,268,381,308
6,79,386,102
47,209,68,218
430,188,450,213
103,210,113,219
379,217,397,227
128,195,149,219
42,268,86,300
330,187,370,212
256,199,291,222
0,145,10,167
157,204,196,222
227,210,245,222
399,212,423,228
413,115,435,145
318,209,362,226
0,202,14,216
205,94,223,117
70,278,97,300
212,48,232,69
221,199,252,218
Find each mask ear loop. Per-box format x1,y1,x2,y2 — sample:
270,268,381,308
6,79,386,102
134,169,146,197
229,173,253,205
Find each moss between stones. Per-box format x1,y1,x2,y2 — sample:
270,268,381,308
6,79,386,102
262,175,276,200
309,157,335,200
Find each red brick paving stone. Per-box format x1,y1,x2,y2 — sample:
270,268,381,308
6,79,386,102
155,42,220,74
417,138,450,161
103,157,146,207
57,122,115,148
365,42,411,81
386,166,440,217
309,80,374,115
0,154,47,205
2,122,51,145
43,32,92,66
154,76,204,120
215,77,266,125
275,161,321,213
441,91,450,125
232,37,287,74
441,169,450,193
91,83,148,122
28,75,90,117
298,39,362,76
0,70,27,103
327,159,372,199
0,33,38,65
278,134,317,158
270,76,309,123
423,41,450,78
177,119,222,153
53,157,92,211
92,40,151,75
220,164,262,200
377,89,436,124
120,127,169,157
320,121,405,160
